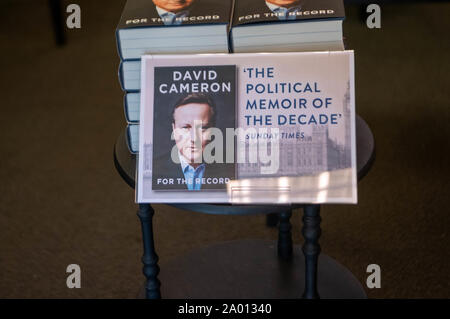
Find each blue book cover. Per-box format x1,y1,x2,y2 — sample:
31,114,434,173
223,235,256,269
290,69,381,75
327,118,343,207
116,0,234,60
230,0,345,53
233,0,344,26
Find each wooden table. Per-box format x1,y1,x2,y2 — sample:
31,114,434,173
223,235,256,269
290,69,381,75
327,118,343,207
114,115,375,299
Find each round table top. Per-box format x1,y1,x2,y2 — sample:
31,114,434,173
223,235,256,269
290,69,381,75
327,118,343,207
114,115,375,214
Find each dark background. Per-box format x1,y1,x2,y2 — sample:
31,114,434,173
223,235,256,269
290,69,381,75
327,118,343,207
0,0,448,298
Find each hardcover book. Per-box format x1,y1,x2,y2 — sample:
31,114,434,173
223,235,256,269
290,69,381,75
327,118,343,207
126,123,139,154
125,93,140,123
116,0,234,60
137,52,356,204
230,0,345,53
119,60,141,92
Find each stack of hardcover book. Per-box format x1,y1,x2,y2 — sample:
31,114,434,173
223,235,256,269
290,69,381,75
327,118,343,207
116,0,234,153
116,0,345,153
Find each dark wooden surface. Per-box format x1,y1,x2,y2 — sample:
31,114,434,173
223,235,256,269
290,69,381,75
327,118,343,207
302,205,322,298
115,115,375,299
139,240,367,299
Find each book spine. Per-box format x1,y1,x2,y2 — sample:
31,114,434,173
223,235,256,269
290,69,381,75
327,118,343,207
119,60,142,92
118,61,125,91
123,93,130,124
124,92,140,124
126,124,139,154
227,0,236,53
116,29,124,61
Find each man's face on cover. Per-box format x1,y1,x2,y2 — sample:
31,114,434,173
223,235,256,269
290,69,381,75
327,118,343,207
172,103,212,165
266,0,300,7
152,0,195,12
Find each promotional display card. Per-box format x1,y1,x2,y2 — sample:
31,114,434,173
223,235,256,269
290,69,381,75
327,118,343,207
137,52,356,204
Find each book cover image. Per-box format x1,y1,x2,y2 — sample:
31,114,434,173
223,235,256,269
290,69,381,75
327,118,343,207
150,65,236,191
233,0,345,26
118,0,232,27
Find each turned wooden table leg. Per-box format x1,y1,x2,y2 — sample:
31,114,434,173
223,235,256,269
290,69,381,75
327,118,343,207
302,204,321,299
277,210,293,260
137,204,161,299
